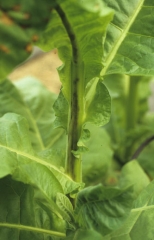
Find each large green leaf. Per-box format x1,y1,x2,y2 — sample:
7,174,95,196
103,180,154,240
0,113,81,213
102,0,154,76
0,79,44,151
15,77,65,149
74,184,133,236
0,176,65,239
119,160,150,199
72,229,102,240
82,124,113,185
0,78,66,151
0,0,58,81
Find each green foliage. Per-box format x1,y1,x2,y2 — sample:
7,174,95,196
75,184,133,236
82,124,113,185
1,0,154,239
102,0,154,76
0,176,66,239
103,180,154,240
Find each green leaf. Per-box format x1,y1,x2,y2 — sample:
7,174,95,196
53,91,69,131
103,180,154,240
63,228,103,240
0,176,66,239
38,147,65,169
73,229,103,240
38,150,83,195
0,0,58,81
85,80,111,127
119,160,150,199
56,193,74,222
102,0,154,76
15,77,65,149
0,113,81,213
74,184,133,236
71,128,91,156
82,124,113,185
0,79,45,151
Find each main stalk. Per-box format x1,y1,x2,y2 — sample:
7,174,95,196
126,76,140,130
56,5,83,183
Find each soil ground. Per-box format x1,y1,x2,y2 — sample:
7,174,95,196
9,48,62,94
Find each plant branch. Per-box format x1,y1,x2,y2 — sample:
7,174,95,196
131,135,154,160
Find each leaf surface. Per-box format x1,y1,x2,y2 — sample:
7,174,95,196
103,180,154,239
0,177,65,239
0,113,81,214
102,0,154,76
56,193,74,222
82,124,113,185
74,184,133,236
0,79,45,151
119,160,150,199
15,77,65,149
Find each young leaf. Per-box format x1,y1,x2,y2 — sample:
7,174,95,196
103,180,154,240
102,0,154,76
85,80,111,127
74,184,133,236
0,176,66,239
56,193,74,222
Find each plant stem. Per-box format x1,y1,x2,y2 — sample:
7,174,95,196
55,5,83,183
66,62,84,183
131,135,154,160
126,76,140,130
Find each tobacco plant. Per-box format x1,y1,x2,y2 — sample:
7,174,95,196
1,0,154,239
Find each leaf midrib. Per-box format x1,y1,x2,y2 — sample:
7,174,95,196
3,89,45,150
131,204,154,212
0,223,65,237
0,143,73,181
101,0,145,76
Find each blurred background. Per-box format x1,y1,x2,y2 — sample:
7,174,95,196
9,47,61,94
